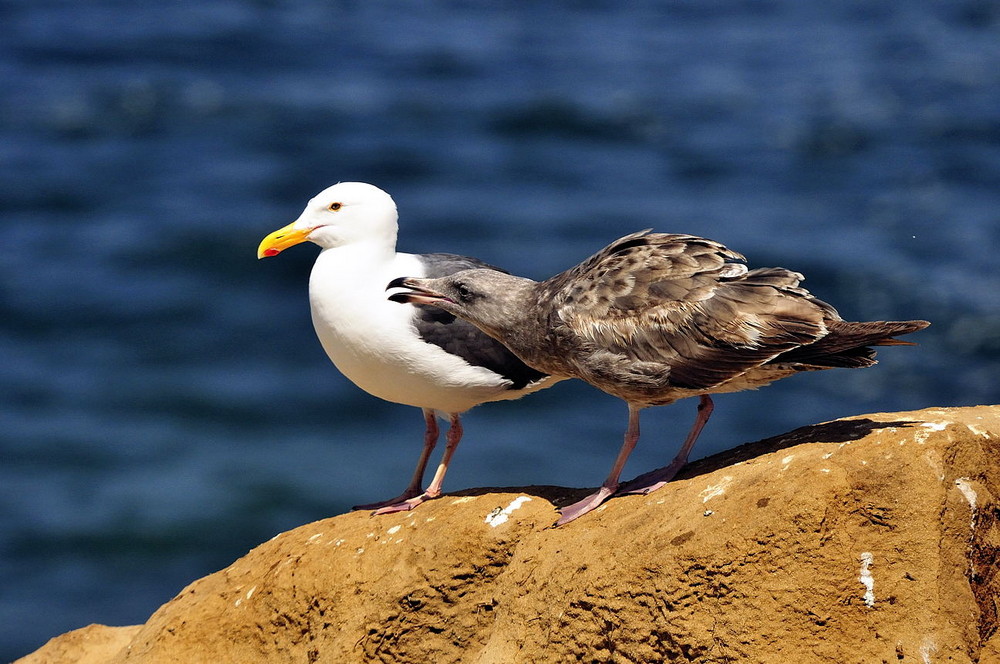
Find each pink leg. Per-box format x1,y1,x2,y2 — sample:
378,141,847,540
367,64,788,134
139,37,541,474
353,409,439,511
556,404,643,526
618,395,713,495
372,413,463,515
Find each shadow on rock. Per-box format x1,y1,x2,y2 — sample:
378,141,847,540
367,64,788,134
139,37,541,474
681,417,922,479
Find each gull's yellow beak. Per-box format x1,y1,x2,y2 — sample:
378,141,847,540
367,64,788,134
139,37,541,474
257,222,314,259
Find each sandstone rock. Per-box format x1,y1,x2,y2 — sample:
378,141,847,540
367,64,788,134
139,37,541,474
16,405,1000,664
15,625,140,664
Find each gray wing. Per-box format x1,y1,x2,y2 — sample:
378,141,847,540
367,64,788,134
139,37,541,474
542,232,833,390
411,253,549,390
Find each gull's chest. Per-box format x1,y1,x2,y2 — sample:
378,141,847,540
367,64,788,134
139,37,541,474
307,253,421,362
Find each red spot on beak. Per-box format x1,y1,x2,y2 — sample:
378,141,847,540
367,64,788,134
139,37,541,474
263,248,280,257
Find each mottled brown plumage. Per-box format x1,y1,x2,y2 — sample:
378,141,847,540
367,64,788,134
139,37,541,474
388,230,929,524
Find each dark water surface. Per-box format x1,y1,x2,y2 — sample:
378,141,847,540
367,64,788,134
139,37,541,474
2,0,999,658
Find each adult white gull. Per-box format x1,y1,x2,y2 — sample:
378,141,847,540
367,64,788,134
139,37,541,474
257,182,562,514
388,230,930,524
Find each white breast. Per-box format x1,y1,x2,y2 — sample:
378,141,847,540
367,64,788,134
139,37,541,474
307,245,537,414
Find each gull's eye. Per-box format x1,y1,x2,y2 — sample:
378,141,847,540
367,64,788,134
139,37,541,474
456,283,473,300
327,202,342,211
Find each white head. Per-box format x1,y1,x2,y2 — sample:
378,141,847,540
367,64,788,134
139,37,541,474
257,182,399,258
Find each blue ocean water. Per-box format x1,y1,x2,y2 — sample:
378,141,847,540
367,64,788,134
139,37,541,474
2,0,999,658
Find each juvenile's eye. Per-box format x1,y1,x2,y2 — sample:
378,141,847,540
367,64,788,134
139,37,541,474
456,283,473,300
327,202,342,211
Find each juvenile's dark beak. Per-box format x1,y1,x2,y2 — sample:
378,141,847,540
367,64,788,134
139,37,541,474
386,276,413,291
386,277,453,305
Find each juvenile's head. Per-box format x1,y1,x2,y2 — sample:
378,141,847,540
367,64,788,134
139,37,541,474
387,269,535,342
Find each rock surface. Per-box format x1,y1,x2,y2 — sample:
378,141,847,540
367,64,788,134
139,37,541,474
16,405,1000,664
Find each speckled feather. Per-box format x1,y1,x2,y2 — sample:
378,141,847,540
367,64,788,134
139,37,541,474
400,230,929,407
530,231,927,403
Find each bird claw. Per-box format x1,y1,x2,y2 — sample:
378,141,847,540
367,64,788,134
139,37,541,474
555,485,617,526
616,461,685,495
352,489,424,512
368,494,431,515
370,496,428,515
357,488,443,515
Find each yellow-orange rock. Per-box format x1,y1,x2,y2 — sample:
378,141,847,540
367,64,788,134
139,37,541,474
15,625,140,664
16,406,1000,663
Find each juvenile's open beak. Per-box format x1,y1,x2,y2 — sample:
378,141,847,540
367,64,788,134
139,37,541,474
386,277,453,305
257,222,313,259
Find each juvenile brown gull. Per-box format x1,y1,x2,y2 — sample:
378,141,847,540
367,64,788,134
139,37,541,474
257,182,562,514
388,230,929,524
